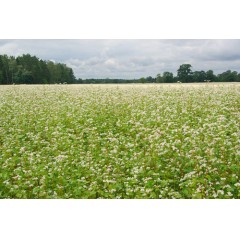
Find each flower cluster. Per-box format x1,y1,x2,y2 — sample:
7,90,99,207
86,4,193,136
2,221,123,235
0,83,239,198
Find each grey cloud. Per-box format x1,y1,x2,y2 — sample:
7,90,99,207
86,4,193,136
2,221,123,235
1,39,240,79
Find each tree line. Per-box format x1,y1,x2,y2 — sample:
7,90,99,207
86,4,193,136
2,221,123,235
0,54,76,84
82,64,240,84
154,64,240,83
0,54,240,84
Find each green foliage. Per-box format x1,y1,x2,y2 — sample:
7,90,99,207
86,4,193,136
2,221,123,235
217,70,238,82
192,71,206,82
139,77,146,83
177,64,193,83
206,70,216,82
162,72,174,83
0,83,239,199
156,74,163,83
0,54,76,84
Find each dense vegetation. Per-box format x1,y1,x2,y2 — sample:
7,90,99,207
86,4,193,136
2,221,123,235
0,84,239,198
84,65,240,84
0,54,240,84
0,54,76,84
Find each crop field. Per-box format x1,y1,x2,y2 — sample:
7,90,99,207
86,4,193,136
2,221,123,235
0,83,240,199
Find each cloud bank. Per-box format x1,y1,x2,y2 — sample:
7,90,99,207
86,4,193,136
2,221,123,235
1,39,240,79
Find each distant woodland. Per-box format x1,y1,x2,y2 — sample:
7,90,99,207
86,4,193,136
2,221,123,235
0,54,240,84
0,54,76,84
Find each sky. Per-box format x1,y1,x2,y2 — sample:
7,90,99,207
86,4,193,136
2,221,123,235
1,39,240,79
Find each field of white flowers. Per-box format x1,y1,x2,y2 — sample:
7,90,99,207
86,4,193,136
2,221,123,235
0,83,239,198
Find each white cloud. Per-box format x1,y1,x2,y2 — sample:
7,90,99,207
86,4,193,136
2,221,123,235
1,39,240,79
0,42,24,56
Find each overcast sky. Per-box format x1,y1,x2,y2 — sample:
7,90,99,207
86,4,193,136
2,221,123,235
1,39,240,79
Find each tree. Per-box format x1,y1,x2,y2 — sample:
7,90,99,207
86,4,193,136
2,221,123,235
162,72,174,83
231,71,238,82
16,54,42,84
0,55,10,84
139,77,146,83
8,56,18,84
192,70,206,82
0,70,4,84
77,78,83,84
15,69,33,84
0,56,4,84
177,64,193,83
0,54,76,85
146,76,155,83
46,61,76,84
156,74,163,83
38,60,50,84
238,73,240,82
217,70,238,82
206,70,216,82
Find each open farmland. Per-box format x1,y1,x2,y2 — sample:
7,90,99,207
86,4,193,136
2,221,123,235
0,83,239,199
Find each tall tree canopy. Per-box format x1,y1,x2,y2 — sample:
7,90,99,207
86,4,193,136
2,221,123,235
0,54,76,84
177,64,193,83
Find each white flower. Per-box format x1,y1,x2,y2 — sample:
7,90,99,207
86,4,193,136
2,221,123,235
217,190,224,195
20,147,26,153
213,193,218,198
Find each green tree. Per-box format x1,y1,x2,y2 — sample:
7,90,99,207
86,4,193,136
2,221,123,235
16,54,41,84
146,76,154,83
46,62,76,84
14,65,33,84
0,55,10,84
38,60,50,84
206,70,216,82
77,78,83,84
139,77,146,83
177,64,193,83
0,56,4,84
192,70,206,82
156,74,163,83
0,54,76,85
8,56,18,84
217,70,238,82
238,73,240,82
162,71,174,83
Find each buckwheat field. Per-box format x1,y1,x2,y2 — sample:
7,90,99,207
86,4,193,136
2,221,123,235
0,83,239,199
